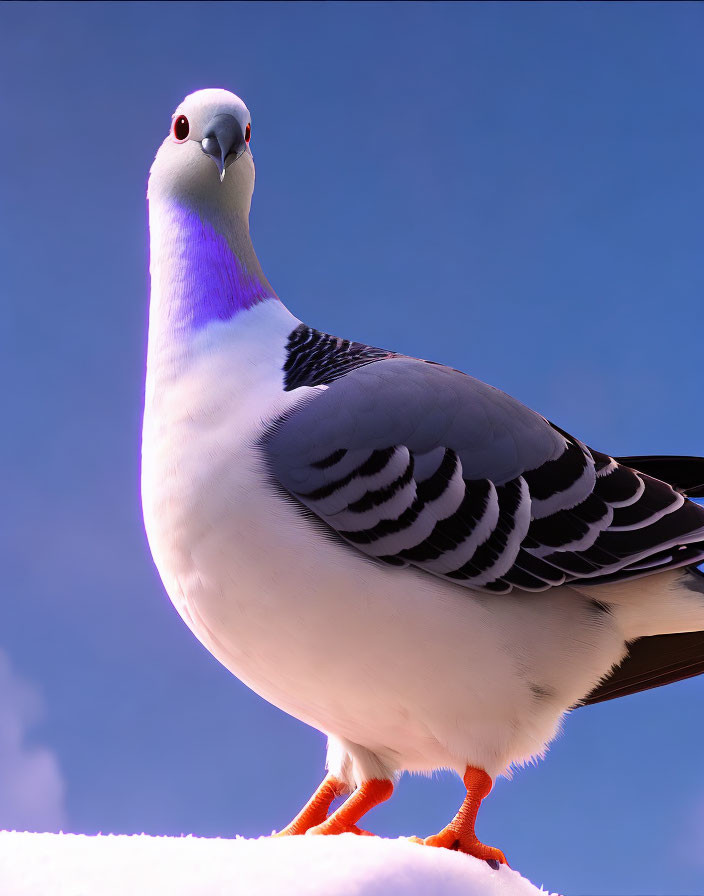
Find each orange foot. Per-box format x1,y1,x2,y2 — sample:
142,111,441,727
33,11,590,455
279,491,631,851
424,828,507,865
414,766,509,867
274,774,349,836
307,778,393,837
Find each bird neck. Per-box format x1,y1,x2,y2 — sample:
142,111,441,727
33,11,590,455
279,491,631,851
148,198,277,348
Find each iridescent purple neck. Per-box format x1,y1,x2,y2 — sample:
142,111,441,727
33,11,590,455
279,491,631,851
153,202,277,333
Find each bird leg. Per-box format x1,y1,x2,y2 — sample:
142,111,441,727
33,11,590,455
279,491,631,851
307,778,394,837
274,774,350,836
420,766,508,865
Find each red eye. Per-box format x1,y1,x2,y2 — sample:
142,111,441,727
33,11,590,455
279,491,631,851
172,115,190,142
245,123,251,144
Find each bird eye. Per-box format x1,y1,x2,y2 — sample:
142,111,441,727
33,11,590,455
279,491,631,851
245,123,251,144
172,115,190,142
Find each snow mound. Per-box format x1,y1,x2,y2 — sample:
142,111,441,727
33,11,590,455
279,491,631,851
0,831,558,896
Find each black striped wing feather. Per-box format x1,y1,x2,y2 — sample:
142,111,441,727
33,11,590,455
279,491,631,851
265,355,704,595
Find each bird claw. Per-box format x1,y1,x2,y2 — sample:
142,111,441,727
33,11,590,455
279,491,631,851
307,821,375,836
419,828,508,866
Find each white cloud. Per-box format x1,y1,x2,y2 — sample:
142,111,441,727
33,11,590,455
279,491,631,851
0,650,67,832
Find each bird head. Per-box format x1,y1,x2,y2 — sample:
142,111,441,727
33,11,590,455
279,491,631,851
148,88,254,218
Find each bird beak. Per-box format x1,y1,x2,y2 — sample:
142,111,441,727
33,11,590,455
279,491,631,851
200,113,247,182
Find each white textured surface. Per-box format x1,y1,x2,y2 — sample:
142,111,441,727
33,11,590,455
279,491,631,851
0,832,558,896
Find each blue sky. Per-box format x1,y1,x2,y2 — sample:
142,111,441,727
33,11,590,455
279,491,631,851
1,2,703,892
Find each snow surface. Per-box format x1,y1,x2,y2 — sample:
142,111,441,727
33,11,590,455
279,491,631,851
0,832,559,896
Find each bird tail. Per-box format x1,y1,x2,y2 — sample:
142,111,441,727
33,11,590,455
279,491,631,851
570,454,704,706
579,567,704,706
615,454,704,497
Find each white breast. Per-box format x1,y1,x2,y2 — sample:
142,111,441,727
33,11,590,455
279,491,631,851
142,299,306,621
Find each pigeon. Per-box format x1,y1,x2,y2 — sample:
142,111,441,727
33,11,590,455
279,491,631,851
142,88,704,865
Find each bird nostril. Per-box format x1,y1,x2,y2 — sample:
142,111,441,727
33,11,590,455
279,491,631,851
201,136,220,157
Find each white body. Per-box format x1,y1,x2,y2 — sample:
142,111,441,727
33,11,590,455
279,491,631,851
142,299,699,786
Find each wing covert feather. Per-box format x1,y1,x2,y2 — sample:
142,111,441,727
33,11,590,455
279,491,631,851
263,357,704,593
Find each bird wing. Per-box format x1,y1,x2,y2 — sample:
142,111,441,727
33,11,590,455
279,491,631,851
263,355,704,594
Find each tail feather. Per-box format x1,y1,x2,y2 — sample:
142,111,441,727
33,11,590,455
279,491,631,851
616,455,704,498
579,568,704,706
581,629,704,706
